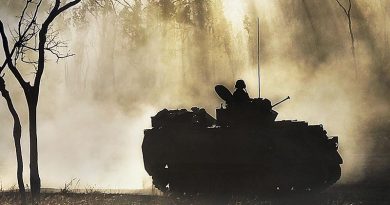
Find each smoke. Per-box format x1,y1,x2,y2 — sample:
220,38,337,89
246,0,390,184
0,0,389,190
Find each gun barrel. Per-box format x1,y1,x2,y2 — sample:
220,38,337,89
272,96,290,107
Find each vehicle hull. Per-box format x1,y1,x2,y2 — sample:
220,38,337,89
143,120,342,194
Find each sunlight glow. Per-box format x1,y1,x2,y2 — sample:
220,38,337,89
222,0,245,31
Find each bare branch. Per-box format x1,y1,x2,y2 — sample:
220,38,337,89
348,0,352,14
1,0,42,74
0,21,27,87
19,0,42,38
335,0,357,76
335,0,348,15
115,0,132,9
34,0,81,87
2,0,79,84
94,0,105,8
47,48,75,63
22,44,38,51
21,53,38,65
58,0,82,15
18,0,32,35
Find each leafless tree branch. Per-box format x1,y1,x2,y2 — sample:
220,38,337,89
336,0,348,15
0,21,28,88
0,0,42,76
35,0,81,87
335,0,357,76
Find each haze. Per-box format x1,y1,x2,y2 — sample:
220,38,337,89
0,0,389,190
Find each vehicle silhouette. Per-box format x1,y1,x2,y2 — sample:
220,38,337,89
142,81,342,195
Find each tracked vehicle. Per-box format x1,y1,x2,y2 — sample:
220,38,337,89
142,82,342,195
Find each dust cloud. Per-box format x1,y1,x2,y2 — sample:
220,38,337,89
0,0,389,190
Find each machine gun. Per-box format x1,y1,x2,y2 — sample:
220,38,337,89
272,96,290,107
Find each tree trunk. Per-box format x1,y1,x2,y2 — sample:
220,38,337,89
15,131,27,205
27,95,40,204
0,79,27,205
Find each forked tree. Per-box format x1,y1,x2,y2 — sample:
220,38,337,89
335,0,357,76
0,0,81,204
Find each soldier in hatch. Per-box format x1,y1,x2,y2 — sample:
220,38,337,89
233,79,250,103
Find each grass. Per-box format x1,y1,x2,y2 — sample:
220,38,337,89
0,184,389,205
0,192,165,205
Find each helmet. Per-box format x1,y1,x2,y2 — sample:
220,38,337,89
235,80,246,89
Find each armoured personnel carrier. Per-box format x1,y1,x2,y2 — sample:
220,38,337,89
142,81,342,195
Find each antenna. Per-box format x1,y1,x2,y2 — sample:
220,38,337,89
257,17,261,98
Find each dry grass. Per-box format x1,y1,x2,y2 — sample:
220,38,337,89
0,185,389,205
0,192,167,205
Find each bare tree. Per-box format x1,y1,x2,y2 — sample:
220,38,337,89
335,0,357,75
0,0,81,203
0,76,26,205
